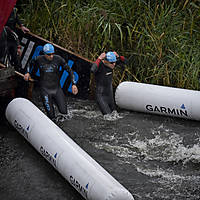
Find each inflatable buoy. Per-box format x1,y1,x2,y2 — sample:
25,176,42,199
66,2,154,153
5,98,134,200
115,81,200,121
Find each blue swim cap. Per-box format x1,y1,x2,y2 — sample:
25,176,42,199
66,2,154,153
105,52,117,62
43,43,55,54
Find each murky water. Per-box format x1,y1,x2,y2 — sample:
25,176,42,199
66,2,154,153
1,97,200,200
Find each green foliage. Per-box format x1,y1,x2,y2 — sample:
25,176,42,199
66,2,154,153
18,0,200,89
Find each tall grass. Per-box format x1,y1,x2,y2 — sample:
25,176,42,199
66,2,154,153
18,0,200,89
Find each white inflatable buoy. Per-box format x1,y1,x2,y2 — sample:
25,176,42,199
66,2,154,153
115,81,200,121
5,98,134,200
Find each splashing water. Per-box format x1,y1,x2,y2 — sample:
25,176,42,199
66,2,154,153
103,110,123,121
94,130,200,165
90,123,200,199
70,109,102,119
55,112,73,123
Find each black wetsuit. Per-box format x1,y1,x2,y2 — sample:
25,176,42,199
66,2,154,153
4,8,29,98
5,8,22,69
0,28,7,63
27,55,76,120
91,56,127,115
0,26,19,67
6,8,22,32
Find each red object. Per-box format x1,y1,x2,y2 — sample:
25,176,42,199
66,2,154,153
0,0,17,34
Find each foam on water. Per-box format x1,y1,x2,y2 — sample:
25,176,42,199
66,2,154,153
37,97,128,121
93,126,200,165
59,107,125,121
70,109,102,119
90,122,200,199
136,165,200,199
136,166,191,180
103,110,124,121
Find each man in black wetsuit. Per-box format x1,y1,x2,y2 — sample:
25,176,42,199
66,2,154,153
6,7,30,70
91,51,127,115
24,43,78,121
5,7,30,98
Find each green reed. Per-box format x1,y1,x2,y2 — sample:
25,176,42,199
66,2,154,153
18,0,200,90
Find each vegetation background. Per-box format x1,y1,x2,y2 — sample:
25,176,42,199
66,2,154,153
17,0,200,89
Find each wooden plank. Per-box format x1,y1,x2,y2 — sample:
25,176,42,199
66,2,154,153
27,31,93,64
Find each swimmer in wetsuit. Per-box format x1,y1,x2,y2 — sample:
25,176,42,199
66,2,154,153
91,51,127,115
6,7,30,70
24,43,78,120
5,7,30,98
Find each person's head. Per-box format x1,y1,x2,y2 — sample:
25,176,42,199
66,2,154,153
43,43,55,60
104,51,117,68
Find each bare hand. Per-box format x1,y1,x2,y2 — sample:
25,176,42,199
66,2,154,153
72,85,78,95
113,51,119,58
24,73,30,81
98,52,106,60
21,26,30,33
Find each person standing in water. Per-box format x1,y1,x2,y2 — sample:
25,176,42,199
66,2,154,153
90,51,127,116
24,43,78,121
